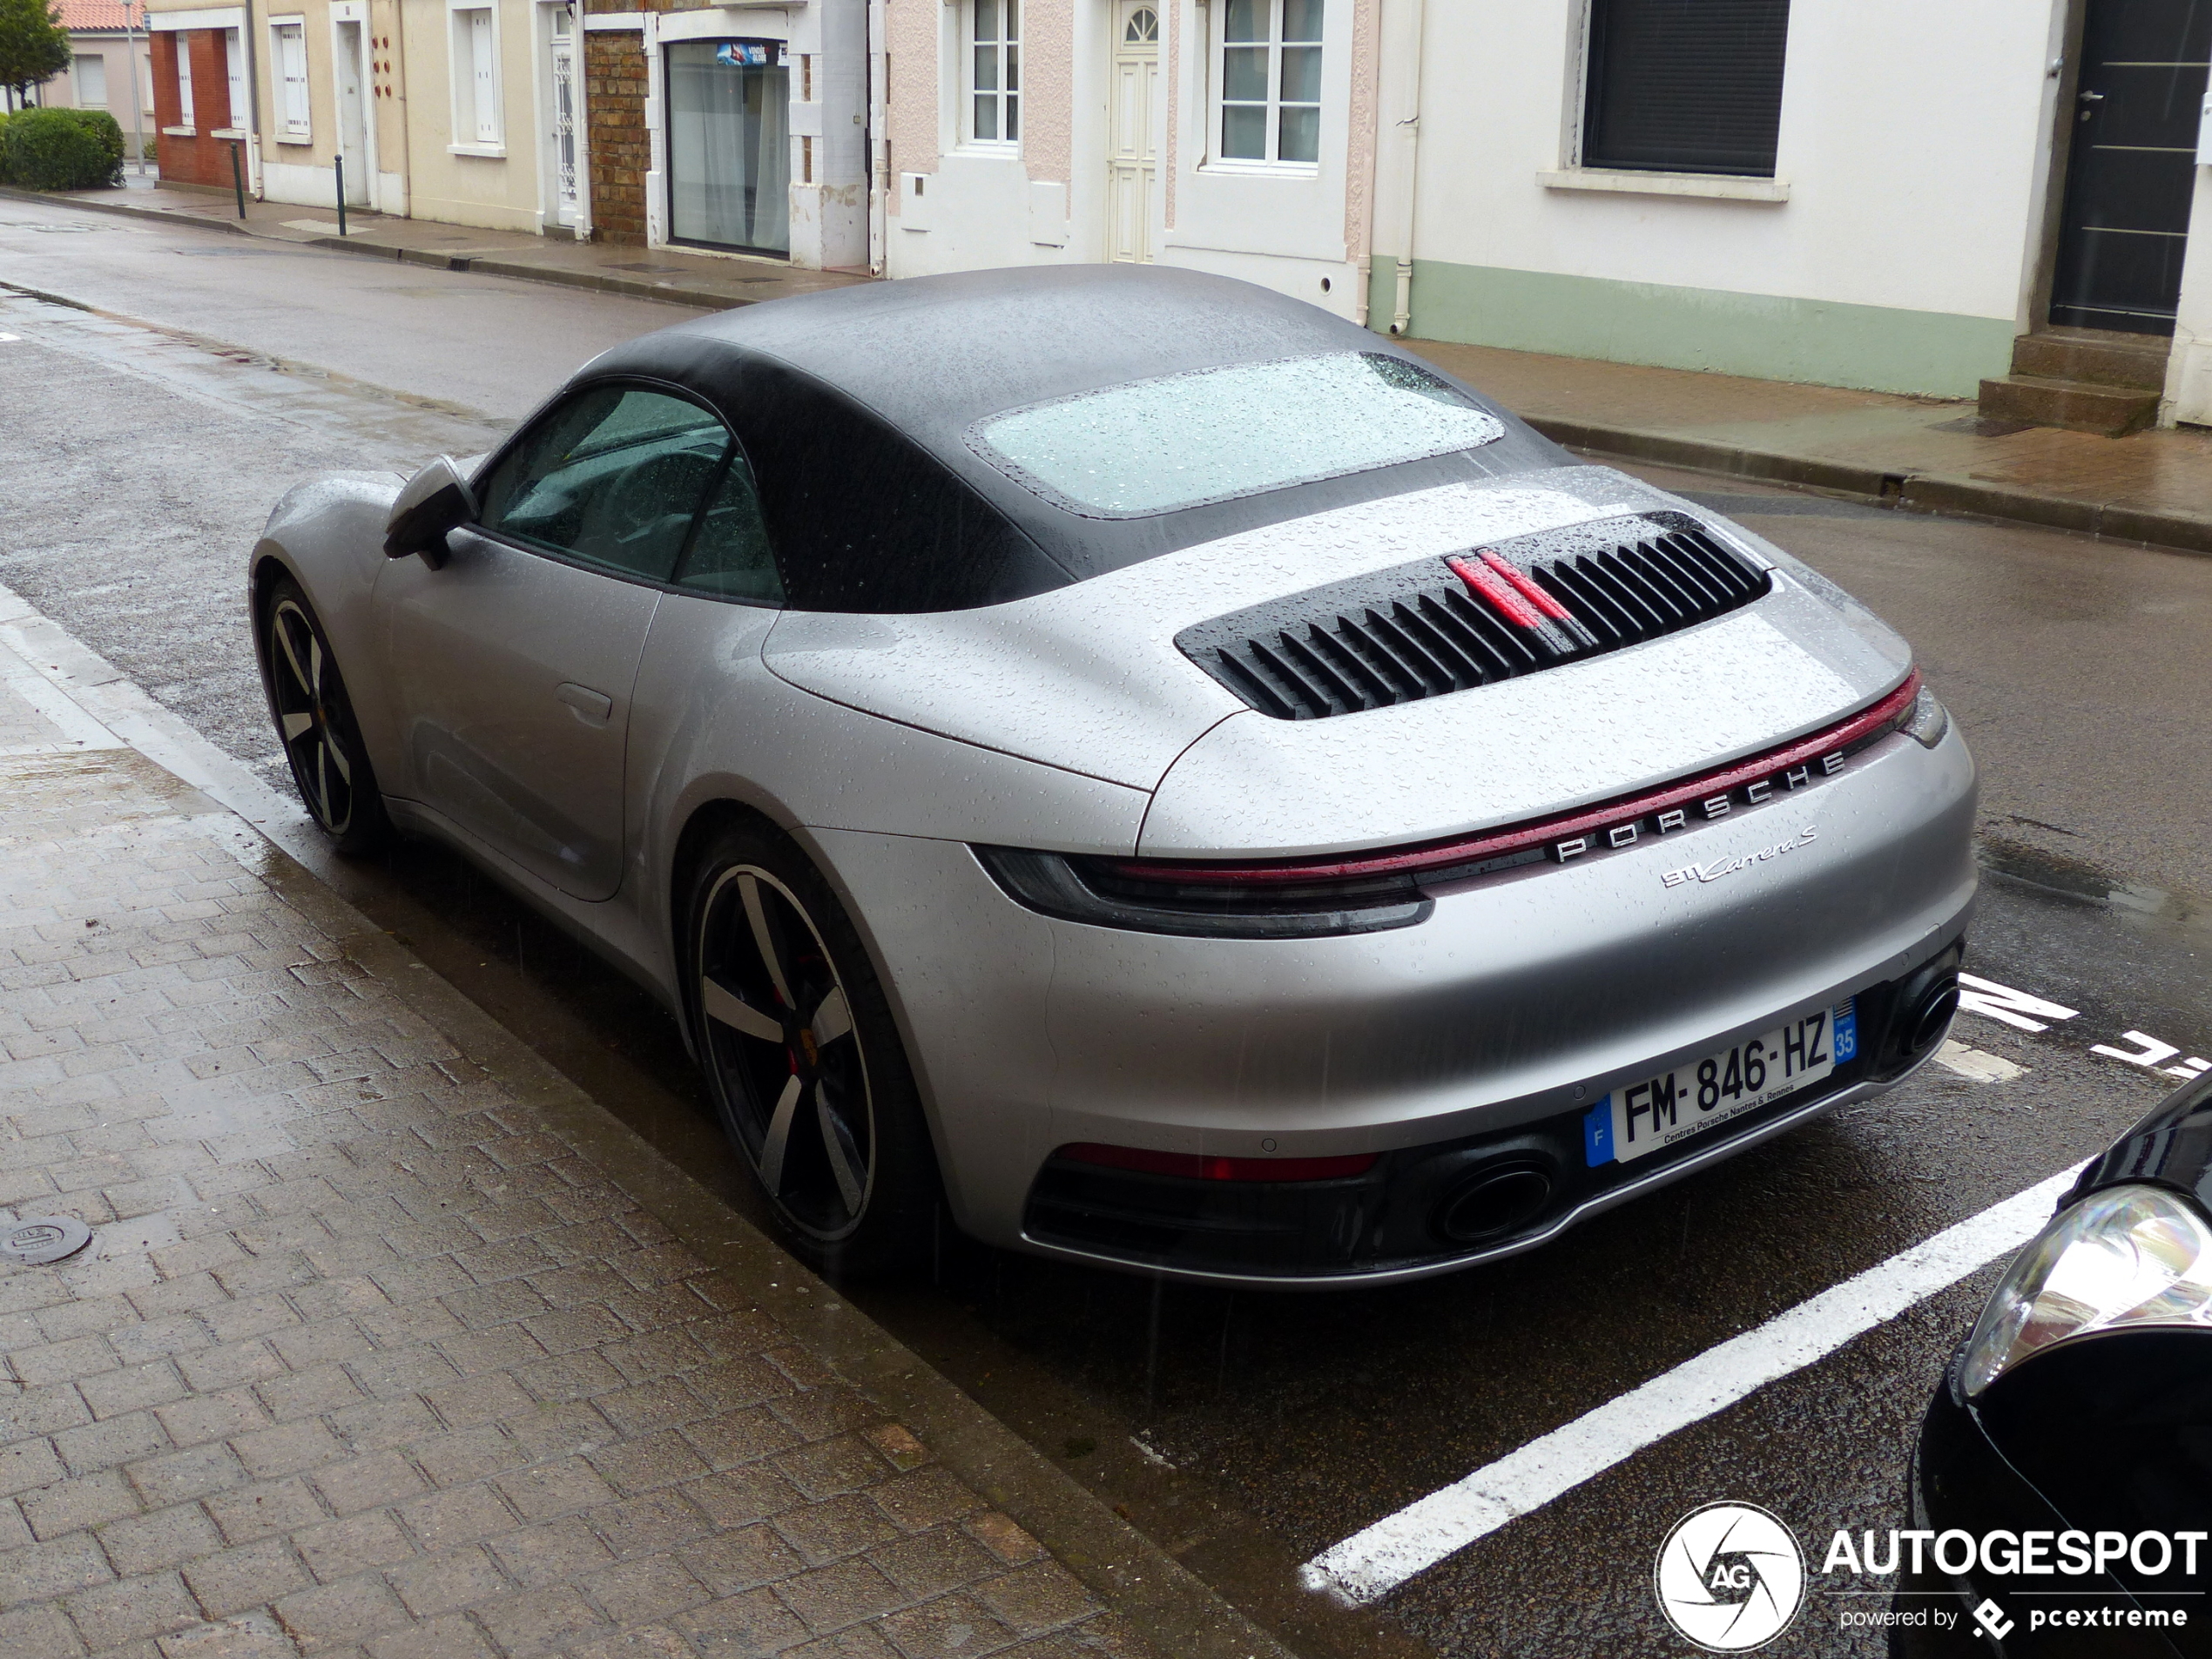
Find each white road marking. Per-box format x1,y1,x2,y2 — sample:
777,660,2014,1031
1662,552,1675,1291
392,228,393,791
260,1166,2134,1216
1933,1040,2025,1083
1298,1160,2091,1607
1956,972,2080,1033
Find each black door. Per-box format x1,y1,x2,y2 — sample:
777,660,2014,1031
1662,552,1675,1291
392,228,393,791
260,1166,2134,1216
2049,0,2211,334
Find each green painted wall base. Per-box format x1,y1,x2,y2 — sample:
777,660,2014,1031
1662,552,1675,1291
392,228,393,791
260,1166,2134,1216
1367,258,2019,400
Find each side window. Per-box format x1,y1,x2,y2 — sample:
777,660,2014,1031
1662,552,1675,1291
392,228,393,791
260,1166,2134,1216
476,386,731,583
675,454,783,603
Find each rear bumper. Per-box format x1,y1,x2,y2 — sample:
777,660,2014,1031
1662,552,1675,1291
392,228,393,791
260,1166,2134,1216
813,721,1976,1285
1020,944,1959,1284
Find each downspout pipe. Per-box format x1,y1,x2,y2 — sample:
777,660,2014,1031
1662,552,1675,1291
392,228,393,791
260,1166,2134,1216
1384,0,1425,336
867,0,886,275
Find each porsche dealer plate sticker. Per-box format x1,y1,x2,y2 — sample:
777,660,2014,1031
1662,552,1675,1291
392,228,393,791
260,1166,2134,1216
1583,1001,1858,1166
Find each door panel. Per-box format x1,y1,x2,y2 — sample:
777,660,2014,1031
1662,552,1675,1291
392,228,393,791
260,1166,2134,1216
2050,0,2212,334
1108,3,1158,263
381,534,658,900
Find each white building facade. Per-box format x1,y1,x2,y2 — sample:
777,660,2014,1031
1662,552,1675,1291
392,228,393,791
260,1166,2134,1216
881,0,2212,426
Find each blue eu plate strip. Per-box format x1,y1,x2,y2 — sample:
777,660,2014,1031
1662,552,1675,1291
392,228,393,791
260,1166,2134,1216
1832,998,1858,1064
1583,1097,1615,1167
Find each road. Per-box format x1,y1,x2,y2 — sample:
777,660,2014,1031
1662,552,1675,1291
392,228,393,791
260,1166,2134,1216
5,192,2209,1659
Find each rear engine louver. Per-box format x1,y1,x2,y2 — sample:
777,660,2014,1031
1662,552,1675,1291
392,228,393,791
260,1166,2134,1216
1178,512,1771,720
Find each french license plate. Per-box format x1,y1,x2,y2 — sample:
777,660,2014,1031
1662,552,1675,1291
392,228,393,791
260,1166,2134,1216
1584,1000,1858,1167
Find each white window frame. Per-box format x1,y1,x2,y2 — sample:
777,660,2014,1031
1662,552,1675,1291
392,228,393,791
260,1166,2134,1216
269,17,311,142
74,51,109,108
221,29,246,131
448,1,504,155
172,31,196,132
1208,0,1323,174
961,0,1019,152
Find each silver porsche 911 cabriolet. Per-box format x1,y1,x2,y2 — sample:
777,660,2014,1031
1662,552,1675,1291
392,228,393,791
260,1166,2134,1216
251,265,1973,1286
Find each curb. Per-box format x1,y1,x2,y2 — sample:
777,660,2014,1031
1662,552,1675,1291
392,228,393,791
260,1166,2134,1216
1521,414,2212,560
0,576,1300,1659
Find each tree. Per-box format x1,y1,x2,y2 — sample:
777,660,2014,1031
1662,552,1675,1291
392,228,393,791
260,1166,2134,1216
0,0,70,109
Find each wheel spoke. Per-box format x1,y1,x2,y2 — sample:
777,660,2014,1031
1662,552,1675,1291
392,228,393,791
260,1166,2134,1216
738,873,794,1008
275,613,313,696
308,634,325,700
280,711,314,742
810,986,852,1048
324,733,352,786
314,741,334,823
815,1085,865,1214
702,974,781,1042
759,1073,804,1193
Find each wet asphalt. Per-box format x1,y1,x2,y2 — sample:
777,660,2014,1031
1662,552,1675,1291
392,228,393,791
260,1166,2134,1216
4,195,2210,1658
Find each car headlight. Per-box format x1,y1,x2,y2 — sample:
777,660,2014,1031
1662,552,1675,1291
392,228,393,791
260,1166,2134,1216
1904,685,1950,748
1959,1184,2212,1398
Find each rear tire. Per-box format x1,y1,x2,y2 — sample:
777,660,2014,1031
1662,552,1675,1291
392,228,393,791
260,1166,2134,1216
680,819,940,1278
262,576,392,856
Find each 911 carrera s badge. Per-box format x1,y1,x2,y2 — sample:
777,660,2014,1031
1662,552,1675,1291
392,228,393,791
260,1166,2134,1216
1662,826,1819,888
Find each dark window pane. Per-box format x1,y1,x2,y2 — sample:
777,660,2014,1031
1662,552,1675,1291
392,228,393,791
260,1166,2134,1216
1283,0,1322,44
1224,0,1262,44
1223,44,1266,102
1222,103,1265,158
1278,103,1318,163
1583,0,1791,177
478,386,729,583
676,453,781,602
1278,42,1319,104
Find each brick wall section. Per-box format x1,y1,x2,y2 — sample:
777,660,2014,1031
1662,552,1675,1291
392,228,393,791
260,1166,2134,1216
149,30,243,191
0,731,1146,1658
583,30,649,246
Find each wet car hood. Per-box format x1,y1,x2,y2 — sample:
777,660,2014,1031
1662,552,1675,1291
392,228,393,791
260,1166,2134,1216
2073,1069,2212,1217
762,465,1915,856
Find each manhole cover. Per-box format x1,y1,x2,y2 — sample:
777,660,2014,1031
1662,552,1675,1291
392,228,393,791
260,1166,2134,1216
2,1217,91,1264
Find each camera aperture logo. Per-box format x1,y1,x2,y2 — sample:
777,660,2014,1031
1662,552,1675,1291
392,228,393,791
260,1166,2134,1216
1654,1502,1806,1652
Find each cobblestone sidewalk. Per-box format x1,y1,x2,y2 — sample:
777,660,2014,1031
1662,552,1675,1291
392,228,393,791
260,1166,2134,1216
0,646,1150,1659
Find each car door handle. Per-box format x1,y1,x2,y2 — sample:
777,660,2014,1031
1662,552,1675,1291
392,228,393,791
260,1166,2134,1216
2078,90,2105,101
556,682,615,727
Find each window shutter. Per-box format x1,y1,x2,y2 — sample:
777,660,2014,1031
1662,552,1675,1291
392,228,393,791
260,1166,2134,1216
471,12,497,143
1583,0,1791,177
175,35,195,126
225,30,246,127
280,27,310,133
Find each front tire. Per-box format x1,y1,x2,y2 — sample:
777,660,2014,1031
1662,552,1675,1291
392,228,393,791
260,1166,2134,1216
681,821,939,1278
262,576,391,855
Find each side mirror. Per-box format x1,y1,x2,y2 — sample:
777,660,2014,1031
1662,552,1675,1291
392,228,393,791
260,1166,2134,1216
384,456,478,568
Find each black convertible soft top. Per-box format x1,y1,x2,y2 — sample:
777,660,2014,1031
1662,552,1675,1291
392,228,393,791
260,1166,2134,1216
575,266,1568,612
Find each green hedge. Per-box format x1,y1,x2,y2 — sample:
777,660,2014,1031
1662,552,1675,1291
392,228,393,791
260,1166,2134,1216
1,108,125,191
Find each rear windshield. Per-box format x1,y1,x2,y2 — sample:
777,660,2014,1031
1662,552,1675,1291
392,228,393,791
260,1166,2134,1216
968,351,1507,518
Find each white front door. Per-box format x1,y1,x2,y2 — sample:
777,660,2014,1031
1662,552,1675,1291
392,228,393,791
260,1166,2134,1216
334,20,368,204
550,13,579,228
1107,1,1158,263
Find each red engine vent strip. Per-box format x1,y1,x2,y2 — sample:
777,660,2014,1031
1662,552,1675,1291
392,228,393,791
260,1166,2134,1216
1110,670,1924,887
1058,1143,1379,1183
1446,551,1596,655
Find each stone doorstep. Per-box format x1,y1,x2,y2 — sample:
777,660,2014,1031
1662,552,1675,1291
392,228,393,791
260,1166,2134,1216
0,588,1305,1659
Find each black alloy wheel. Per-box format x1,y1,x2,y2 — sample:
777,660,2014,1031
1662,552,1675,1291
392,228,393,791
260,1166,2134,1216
263,577,390,854
685,822,938,1276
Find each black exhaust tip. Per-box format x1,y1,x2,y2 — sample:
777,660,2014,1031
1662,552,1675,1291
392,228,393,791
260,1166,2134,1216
1434,1162,1554,1244
1906,974,1961,1057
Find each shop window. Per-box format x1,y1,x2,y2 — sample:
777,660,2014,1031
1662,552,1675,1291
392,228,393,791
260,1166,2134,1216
1581,0,1791,176
74,53,108,108
451,4,501,148
271,19,310,139
965,0,1018,146
667,40,789,256
1215,0,1321,166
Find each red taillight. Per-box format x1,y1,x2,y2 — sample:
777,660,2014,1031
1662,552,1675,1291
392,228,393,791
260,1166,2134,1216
1059,1143,1379,1183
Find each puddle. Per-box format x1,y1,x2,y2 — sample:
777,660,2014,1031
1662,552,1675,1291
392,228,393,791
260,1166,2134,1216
1977,833,2208,934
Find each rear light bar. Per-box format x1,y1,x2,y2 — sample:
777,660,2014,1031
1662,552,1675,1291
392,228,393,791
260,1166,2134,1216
1058,1143,1379,1183
1108,670,1923,888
